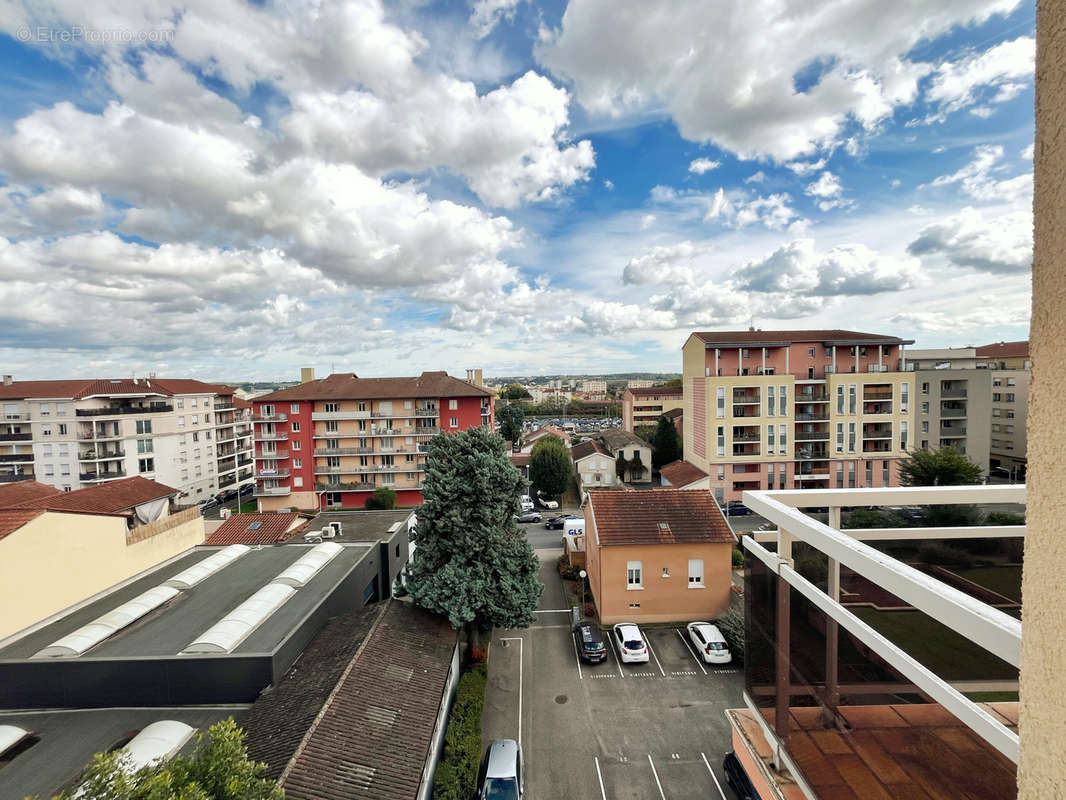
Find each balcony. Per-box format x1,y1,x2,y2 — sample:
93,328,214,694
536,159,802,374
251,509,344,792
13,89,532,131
255,450,288,460
794,430,829,441
78,428,122,441
941,405,968,418
737,485,1024,800
236,456,253,468
216,429,236,443
3,413,27,421
732,443,762,457
80,469,127,482
0,432,31,442
941,387,968,399
732,390,761,404
413,427,440,436
862,401,893,415
862,441,892,453
75,403,173,417
256,468,290,479
732,406,762,418
314,446,373,456
941,425,968,437
214,400,234,410
793,465,830,477
794,447,829,461
794,391,829,403
862,424,893,439
315,481,375,491
0,453,33,463
862,387,893,400
795,411,829,421
253,485,291,497
218,474,236,488
416,407,439,416
731,428,761,442
312,410,370,421
251,412,287,422
0,473,33,483
78,449,125,461
255,431,289,441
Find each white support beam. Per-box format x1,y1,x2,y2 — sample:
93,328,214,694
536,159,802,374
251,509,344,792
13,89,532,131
753,526,1026,543
745,485,1026,508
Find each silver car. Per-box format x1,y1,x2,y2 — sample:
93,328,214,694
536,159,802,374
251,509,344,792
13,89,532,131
478,738,523,799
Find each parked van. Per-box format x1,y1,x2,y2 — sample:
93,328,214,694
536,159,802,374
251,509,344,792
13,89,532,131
519,495,535,512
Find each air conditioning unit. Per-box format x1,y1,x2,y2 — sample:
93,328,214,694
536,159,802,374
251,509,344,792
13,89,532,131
321,526,335,539
304,529,323,544
328,521,342,537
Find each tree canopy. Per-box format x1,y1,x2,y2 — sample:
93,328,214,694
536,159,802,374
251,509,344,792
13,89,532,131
497,403,525,447
528,435,571,498
406,427,542,631
51,718,282,800
899,447,983,486
497,383,531,400
649,416,682,469
366,486,397,509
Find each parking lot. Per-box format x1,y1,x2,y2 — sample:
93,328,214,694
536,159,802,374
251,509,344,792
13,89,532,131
482,551,744,799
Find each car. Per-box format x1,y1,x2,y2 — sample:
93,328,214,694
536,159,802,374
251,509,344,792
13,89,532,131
239,483,254,496
612,623,649,663
219,488,239,502
477,738,523,800
893,506,926,524
544,514,582,530
723,751,761,800
686,621,732,664
573,621,607,664
514,511,542,523
536,491,559,510
518,494,535,512
197,497,219,514
725,501,754,516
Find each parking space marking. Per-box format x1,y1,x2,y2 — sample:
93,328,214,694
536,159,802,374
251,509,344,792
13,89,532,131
647,755,667,800
534,608,571,613
594,756,607,800
671,670,699,676
646,637,667,677
606,632,626,678
701,751,729,800
675,629,708,675
500,637,523,746
569,628,583,680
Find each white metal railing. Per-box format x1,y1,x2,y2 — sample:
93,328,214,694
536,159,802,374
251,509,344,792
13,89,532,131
742,484,1025,765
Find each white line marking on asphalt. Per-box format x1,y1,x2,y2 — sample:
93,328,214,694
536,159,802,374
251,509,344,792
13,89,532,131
607,633,626,678
501,637,523,746
676,629,708,675
594,756,607,800
647,754,667,800
569,629,583,680
646,638,666,677
534,608,571,613
701,751,728,800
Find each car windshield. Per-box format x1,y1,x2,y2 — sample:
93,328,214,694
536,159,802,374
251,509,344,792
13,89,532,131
483,777,519,800
709,642,727,650
623,639,643,649
586,641,605,651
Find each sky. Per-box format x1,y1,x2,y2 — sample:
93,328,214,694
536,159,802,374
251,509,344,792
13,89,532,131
0,0,1035,381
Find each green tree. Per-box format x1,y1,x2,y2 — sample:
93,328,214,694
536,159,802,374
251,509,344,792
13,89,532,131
406,427,542,642
497,383,531,400
528,435,571,498
899,446,983,486
497,403,525,447
615,452,627,481
656,378,683,388
52,719,282,800
649,416,682,469
627,452,646,481
633,424,657,444
366,486,397,510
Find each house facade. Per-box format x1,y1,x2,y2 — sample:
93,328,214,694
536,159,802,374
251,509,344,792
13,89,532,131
622,386,684,432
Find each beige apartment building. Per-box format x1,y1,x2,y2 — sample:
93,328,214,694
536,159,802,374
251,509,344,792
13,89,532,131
913,370,992,475
0,376,253,502
622,386,684,432
682,330,915,504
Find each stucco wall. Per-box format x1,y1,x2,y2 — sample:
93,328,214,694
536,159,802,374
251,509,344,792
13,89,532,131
1019,4,1065,796
0,510,204,640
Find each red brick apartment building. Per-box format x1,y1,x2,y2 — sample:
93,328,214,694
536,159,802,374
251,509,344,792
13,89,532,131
253,370,493,511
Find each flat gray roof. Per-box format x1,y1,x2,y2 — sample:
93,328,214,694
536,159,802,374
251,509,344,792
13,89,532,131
0,706,245,800
307,509,412,544
0,544,371,660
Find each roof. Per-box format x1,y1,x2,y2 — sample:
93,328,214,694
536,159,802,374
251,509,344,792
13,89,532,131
0,480,62,507
525,425,572,444
689,329,912,347
253,371,492,402
587,488,734,545
244,603,383,780
509,453,531,467
626,386,683,398
662,407,684,420
976,340,1030,359
7,476,179,514
307,510,413,544
0,509,45,540
281,601,457,800
205,513,309,546
0,378,233,400
659,460,708,488
596,428,650,453
571,439,610,461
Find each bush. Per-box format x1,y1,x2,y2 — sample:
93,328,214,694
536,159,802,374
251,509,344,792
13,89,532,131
731,547,744,568
365,487,398,510
917,540,975,567
433,664,488,800
842,509,897,529
715,605,745,666
557,554,581,581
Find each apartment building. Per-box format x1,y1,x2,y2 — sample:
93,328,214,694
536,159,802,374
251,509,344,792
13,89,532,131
681,330,915,504
913,370,993,475
627,379,654,390
251,369,493,512
0,376,253,501
621,385,684,432
977,340,1031,370
581,379,607,395
905,346,979,370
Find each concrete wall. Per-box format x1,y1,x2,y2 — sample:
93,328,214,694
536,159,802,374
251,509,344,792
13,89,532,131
0,510,204,640
1019,5,1065,796
914,369,992,475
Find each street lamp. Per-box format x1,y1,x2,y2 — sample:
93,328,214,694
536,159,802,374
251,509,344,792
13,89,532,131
579,569,587,618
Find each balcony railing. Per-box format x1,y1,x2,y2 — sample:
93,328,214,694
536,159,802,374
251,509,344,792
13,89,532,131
78,449,125,461
413,427,440,435
78,428,123,440
416,408,439,416
214,400,234,410
861,402,892,414
794,465,830,476
940,407,967,418
256,468,290,479
314,446,374,456
3,413,27,421
253,485,291,497
861,389,893,400
861,442,892,453
793,431,829,441
795,412,829,421
251,413,287,422
0,474,33,483
315,481,375,491
0,433,31,442
731,431,761,441
255,432,289,441
75,403,173,417
80,469,127,481
255,450,288,460
0,453,33,463
941,388,968,399
941,426,968,437
794,448,829,461
794,393,829,403
311,410,370,421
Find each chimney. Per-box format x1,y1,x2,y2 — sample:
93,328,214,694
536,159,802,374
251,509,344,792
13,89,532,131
2,375,11,386
301,367,315,383
466,368,483,387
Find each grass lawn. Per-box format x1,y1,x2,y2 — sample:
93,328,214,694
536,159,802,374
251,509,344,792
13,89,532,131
964,691,1020,702
952,566,1023,603
851,607,1018,681
238,501,258,513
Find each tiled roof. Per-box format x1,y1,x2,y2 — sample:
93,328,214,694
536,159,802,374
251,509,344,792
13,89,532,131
626,386,683,398
587,488,733,545
509,453,531,467
233,396,252,409
691,329,911,346
244,603,385,781
0,509,45,540
662,407,683,420
281,601,457,800
0,480,62,507
524,425,571,444
0,378,234,400
571,439,609,461
659,460,708,488
205,513,310,546
254,371,492,402
596,428,649,454
9,476,179,514
976,340,1030,359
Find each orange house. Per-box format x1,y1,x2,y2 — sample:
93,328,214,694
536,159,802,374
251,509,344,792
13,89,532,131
584,489,735,625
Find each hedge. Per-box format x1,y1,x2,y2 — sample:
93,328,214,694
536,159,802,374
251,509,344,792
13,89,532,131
433,664,488,800
716,605,745,666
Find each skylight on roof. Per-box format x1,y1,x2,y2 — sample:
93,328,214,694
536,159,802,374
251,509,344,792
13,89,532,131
182,583,295,654
121,721,196,772
272,541,343,588
247,521,263,531
0,726,31,758
163,544,249,589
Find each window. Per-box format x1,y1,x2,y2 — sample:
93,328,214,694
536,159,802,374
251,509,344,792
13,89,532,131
848,422,856,452
58,423,67,435
204,431,211,440
900,420,909,451
742,348,750,359
714,487,724,504
404,399,413,409
181,469,189,481
920,401,929,414
1006,411,1015,419
191,399,198,408
42,444,52,456
178,416,185,427
921,382,929,394
192,414,198,425
836,423,844,453
1005,393,1016,402
779,424,787,453
836,462,843,489
136,420,152,434
993,377,1002,387
293,476,304,487
327,456,341,468
406,453,414,462
325,402,339,413
41,424,52,437
291,421,301,432
137,438,153,454
325,420,339,433
836,385,845,414
293,458,302,468
779,386,787,415
138,458,155,473
381,473,395,485
716,426,725,457
992,408,1002,417
767,391,775,417
1007,378,1017,387
177,399,184,409
204,414,210,423
688,559,704,587
992,438,1001,448
922,421,929,433
191,431,199,442
901,382,909,412
848,461,856,488
44,464,54,476
450,417,459,427
449,399,458,410
848,384,857,414
883,460,889,485
39,403,51,416
290,403,300,413
626,560,643,589
808,347,815,357
993,392,1002,402
59,443,68,456
716,387,725,418
716,465,725,480
357,401,367,412
767,425,775,450
768,463,774,483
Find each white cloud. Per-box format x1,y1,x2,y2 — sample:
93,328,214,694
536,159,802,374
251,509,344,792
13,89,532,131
639,214,656,229
786,159,827,176
469,0,524,39
907,207,1032,273
1021,143,1034,160
924,37,1034,122
926,145,1033,204
650,185,803,231
745,171,766,184
537,0,1020,161
579,300,677,335
604,179,615,190
688,157,721,174
622,242,699,285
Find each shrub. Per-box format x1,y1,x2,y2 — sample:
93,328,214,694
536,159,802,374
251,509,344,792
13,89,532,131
842,509,897,529
917,540,975,567
715,605,745,666
731,547,745,568
433,664,488,800
365,487,398,510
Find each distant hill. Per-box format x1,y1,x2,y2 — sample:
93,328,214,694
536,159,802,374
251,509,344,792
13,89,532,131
490,372,681,385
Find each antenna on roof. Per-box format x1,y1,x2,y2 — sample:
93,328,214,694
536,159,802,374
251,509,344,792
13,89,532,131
748,318,755,332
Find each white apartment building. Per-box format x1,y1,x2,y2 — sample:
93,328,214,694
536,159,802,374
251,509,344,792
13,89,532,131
0,376,252,502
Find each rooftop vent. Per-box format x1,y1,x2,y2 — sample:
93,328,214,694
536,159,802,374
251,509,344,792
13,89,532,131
182,583,295,653
121,721,196,772
384,664,414,682
0,725,31,758
163,544,250,590
272,542,343,588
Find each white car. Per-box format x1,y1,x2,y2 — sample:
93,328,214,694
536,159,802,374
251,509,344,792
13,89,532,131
519,494,535,512
612,623,649,663
687,621,732,664
537,492,559,510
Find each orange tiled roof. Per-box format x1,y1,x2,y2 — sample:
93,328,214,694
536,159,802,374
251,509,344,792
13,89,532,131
0,480,62,507
587,488,733,545
0,509,45,540
626,386,683,398
0,377,234,400
691,329,910,346
9,476,179,514
571,439,610,461
254,371,492,402
206,513,309,546
975,340,1030,359
659,460,708,488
